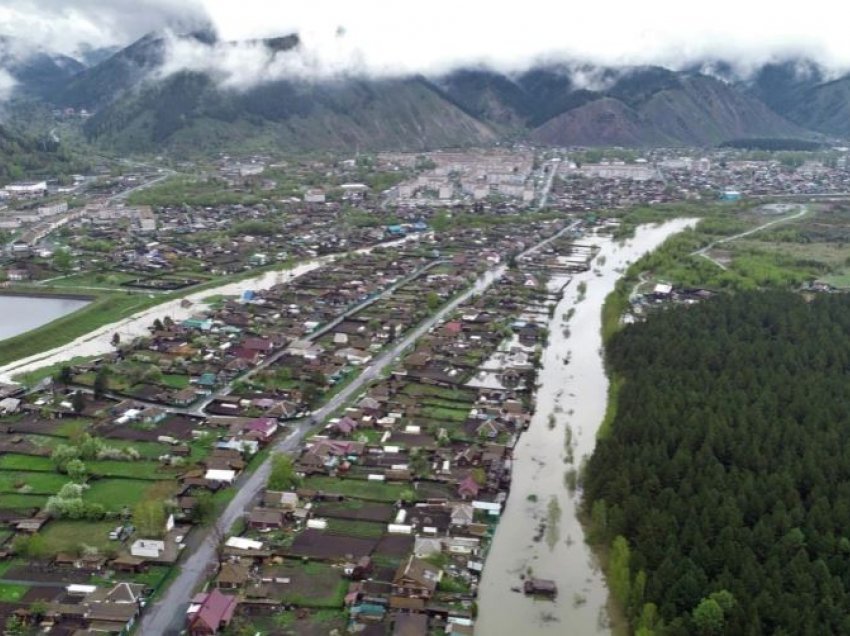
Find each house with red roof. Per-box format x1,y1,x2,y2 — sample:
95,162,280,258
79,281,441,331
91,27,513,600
186,588,237,635
333,415,359,436
457,475,480,500
231,417,278,443
443,321,462,336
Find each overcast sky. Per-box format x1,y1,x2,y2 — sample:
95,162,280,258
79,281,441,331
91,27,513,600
2,0,850,77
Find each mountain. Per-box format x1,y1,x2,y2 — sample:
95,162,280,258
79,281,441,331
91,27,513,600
81,71,496,154
0,37,85,98
53,32,496,154
20,31,824,153
744,60,850,138
439,65,807,147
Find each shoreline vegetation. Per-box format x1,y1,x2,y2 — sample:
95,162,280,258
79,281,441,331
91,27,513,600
587,200,850,635
586,291,850,635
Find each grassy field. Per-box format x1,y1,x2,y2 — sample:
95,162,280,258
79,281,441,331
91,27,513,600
84,478,160,510
86,459,172,480
39,519,116,555
303,476,409,502
0,455,54,472
275,561,348,608
822,269,850,289
0,454,172,481
0,583,28,601
0,493,46,509
160,374,190,389
326,518,386,539
49,271,139,289
0,471,67,495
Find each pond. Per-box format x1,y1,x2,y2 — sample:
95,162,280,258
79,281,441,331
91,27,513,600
0,295,90,341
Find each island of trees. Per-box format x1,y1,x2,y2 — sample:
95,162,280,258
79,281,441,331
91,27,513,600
586,291,850,635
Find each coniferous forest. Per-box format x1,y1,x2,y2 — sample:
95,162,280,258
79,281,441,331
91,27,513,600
585,291,850,636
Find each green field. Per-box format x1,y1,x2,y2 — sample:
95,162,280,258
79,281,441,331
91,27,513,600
160,374,190,389
49,271,139,289
303,476,409,502
275,561,348,608
86,459,171,480
39,519,116,555
0,454,172,481
0,493,47,509
0,471,67,495
0,583,28,601
85,478,159,510
0,455,54,472
822,269,850,289
326,518,386,539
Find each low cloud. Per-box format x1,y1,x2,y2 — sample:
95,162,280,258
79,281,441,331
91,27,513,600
157,29,370,89
4,0,850,90
0,69,16,102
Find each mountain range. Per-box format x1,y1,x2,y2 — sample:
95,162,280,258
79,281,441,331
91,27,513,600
4,31,850,154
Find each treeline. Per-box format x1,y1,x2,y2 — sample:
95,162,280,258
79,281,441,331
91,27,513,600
0,125,86,186
586,291,850,635
719,138,823,151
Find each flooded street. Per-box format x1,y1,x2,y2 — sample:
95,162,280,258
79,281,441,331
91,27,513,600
476,219,695,635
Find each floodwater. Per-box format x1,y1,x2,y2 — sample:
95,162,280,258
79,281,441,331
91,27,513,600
476,219,696,635
0,295,90,341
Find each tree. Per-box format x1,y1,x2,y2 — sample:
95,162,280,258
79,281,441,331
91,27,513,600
426,291,441,311
12,533,48,559
609,535,631,608
268,453,299,491
71,390,86,414
93,367,109,398
152,318,164,332
55,365,73,386
692,598,725,635
52,247,73,273
66,459,87,483
29,600,47,621
51,444,79,471
133,499,166,538
4,615,25,635
191,491,216,525
111,332,121,348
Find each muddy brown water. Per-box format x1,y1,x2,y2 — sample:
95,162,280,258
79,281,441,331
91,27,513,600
476,219,696,635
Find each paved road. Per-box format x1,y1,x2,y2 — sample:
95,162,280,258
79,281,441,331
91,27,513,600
692,204,808,270
136,223,577,635
537,158,560,210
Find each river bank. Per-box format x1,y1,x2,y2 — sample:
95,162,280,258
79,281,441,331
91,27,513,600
476,219,696,635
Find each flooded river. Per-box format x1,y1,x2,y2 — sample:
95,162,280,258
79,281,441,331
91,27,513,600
476,219,696,635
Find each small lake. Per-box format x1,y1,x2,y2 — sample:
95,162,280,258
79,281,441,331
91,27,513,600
0,295,90,341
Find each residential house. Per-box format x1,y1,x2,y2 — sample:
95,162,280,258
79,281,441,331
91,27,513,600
392,556,442,601
186,588,237,635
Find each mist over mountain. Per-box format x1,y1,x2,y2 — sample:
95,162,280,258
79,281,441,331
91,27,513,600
3,26,850,154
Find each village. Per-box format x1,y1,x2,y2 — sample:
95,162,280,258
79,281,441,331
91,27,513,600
0,144,847,634
0,188,604,635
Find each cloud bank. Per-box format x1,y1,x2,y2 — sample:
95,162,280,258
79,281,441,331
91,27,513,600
4,0,850,89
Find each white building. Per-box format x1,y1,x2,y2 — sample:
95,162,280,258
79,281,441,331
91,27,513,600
130,539,165,559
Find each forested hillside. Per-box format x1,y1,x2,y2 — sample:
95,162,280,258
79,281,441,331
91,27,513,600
586,291,850,635
0,125,86,186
